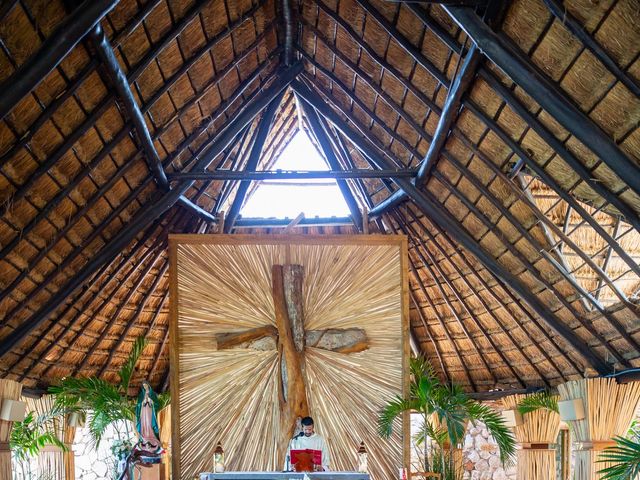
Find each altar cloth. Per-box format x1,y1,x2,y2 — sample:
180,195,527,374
200,472,370,480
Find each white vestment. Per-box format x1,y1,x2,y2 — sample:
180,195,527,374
285,433,331,471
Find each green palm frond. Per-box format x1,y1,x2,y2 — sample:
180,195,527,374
414,420,447,447
378,395,418,438
467,401,516,465
157,391,171,411
10,411,68,461
598,436,640,480
49,376,135,445
118,335,148,395
517,391,559,415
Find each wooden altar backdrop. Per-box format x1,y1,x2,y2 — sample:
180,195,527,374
170,235,409,480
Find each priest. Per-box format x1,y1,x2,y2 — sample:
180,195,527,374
285,416,331,471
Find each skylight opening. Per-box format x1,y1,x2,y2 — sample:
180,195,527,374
240,130,351,219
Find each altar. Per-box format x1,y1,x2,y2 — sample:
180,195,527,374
200,473,370,480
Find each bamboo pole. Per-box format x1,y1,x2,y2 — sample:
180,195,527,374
502,394,560,480
26,395,73,480
558,378,640,480
0,379,22,479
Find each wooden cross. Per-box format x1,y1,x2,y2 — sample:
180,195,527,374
215,265,369,459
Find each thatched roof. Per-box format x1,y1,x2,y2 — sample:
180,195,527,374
0,0,639,394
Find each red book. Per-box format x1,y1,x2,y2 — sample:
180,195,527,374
290,449,322,472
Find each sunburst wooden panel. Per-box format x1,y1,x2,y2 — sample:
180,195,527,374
169,235,408,480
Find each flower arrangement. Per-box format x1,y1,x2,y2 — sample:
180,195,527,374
111,438,135,461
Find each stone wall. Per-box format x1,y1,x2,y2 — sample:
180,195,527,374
73,421,136,480
462,422,516,480
410,414,516,480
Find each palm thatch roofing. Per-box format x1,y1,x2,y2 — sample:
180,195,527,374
0,0,639,395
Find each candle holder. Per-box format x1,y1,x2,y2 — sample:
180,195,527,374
213,442,225,473
357,441,368,473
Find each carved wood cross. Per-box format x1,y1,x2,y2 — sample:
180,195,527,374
215,264,369,459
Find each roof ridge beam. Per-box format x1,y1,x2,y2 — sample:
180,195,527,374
292,79,610,374
0,0,118,121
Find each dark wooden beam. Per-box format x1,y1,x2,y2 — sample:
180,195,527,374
224,92,285,233
302,100,364,230
443,5,640,199
542,0,640,98
169,169,416,181
478,68,640,233
464,100,640,280
0,177,153,308
282,0,294,65
416,43,481,183
431,167,630,367
0,0,118,121
89,25,168,187
177,196,218,223
369,43,482,215
234,217,353,228
356,2,640,231
398,209,550,387
292,80,610,374
12,219,165,380
404,204,570,380
0,67,299,359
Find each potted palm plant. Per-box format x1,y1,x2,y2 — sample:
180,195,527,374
598,436,640,479
47,336,169,477
10,411,66,480
378,357,516,479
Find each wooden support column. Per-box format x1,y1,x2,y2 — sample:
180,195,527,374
502,394,560,479
272,265,309,463
558,378,640,480
0,379,22,479
292,80,610,374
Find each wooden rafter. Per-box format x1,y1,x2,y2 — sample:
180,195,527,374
14,216,174,382
224,92,285,233
402,205,569,382
0,0,118,121
300,101,364,230
0,67,298,359
292,79,610,374
542,0,640,98
444,5,640,198
397,210,551,388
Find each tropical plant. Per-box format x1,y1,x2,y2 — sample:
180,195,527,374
516,390,559,415
597,435,640,480
378,357,516,478
47,336,169,446
11,411,67,480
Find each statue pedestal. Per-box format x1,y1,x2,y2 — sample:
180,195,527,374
139,463,164,480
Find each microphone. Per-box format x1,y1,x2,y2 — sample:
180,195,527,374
293,431,304,439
